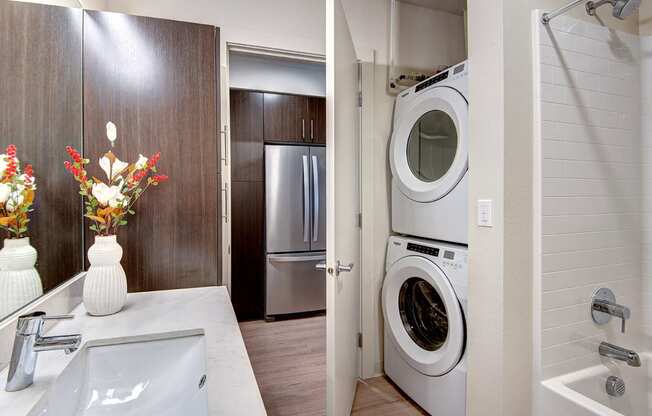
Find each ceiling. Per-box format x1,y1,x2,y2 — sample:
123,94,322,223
399,0,466,16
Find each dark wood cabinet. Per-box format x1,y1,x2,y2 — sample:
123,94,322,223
263,93,309,142
230,90,264,181
308,97,326,144
83,11,220,292
262,93,325,144
230,181,265,321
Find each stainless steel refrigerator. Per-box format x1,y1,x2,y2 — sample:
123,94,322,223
265,144,326,318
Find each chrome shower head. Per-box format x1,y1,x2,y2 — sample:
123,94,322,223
587,0,641,20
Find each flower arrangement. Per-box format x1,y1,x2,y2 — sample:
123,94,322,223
64,122,168,236
0,144,36,239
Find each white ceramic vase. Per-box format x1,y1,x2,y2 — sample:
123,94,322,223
0,237,43,317
83,235,127,316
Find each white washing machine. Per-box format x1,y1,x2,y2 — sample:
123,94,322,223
382,235,467,416
390,61,469,245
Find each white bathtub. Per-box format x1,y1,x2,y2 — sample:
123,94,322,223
542,353,651,416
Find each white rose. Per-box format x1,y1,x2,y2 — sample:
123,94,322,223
135,154,148,170
92,183,121,206
99,155,129,181
109,193,127,209
0,183,10,204
6,192,24,213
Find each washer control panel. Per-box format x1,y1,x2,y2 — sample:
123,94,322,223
406,242,439,257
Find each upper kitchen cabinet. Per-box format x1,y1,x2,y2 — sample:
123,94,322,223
308,96,326,144
83,11,221,292
262,93,326,144
263,93,309,143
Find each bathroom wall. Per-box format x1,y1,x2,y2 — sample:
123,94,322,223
640,35,652,339
534,14,642,380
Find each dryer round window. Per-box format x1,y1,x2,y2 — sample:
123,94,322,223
406,110,458,184
390,86,467,203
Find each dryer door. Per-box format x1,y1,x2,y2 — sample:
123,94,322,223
390,87,468,203
382,256,465,376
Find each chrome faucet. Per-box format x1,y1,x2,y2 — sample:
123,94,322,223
591,288,631,333
5,312,81,392
599,342,641,367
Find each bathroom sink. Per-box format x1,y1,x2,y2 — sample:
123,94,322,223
27,329,208,416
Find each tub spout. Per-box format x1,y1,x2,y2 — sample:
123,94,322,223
599,342,641,367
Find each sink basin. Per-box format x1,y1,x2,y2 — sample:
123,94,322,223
27,329,208,416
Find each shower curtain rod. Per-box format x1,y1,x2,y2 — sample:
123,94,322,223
541,0,587,24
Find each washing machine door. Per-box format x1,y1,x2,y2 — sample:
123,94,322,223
382,256,465,376
390,87,468,203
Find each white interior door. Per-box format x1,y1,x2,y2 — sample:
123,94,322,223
326,0,361,415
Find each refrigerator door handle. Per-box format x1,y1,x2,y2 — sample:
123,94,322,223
302,155,310,242
269,254,326,263
312,155,319,242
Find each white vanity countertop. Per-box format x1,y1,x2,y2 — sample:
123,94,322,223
0,286,267,416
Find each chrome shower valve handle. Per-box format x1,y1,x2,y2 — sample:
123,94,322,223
591,288,630,333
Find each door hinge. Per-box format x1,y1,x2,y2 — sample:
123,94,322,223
357,332,363,348
357,213,362,228
357,91,363,108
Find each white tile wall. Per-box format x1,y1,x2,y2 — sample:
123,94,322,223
641,36,652,339
535,15,642,379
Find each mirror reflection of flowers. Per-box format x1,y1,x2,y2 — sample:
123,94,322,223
0,144,36,239
64,123,169,236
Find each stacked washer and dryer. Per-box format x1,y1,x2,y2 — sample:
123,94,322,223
382,61,469,416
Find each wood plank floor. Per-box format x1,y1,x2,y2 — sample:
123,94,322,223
240,315,426,416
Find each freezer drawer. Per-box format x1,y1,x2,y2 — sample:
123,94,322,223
266,252,326,317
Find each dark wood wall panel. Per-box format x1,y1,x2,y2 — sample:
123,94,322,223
230,90,264,181
83,11,220,292
231,180,265,321
0,1,83,291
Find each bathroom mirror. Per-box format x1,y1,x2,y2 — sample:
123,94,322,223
0,1,84,320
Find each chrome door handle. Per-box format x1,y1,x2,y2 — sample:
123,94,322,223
302,119,306,139
310,120,314,141
315,262,327,270
221,182,229,223
220,125,228,166
335,261,354,276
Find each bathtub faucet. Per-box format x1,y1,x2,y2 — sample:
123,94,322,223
599,342,641,367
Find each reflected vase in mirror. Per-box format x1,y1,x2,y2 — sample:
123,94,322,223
65,123,169,316
0,145,42,317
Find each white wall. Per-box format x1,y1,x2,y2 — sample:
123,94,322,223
534,15,642,381
12,0,81,7
394,1,466,70
92,0,325,63
229,53,326,97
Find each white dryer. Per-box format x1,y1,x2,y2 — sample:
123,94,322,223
382,235,467,416
390,61,469,244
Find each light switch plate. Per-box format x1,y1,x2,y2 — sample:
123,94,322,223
477,199,493,227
